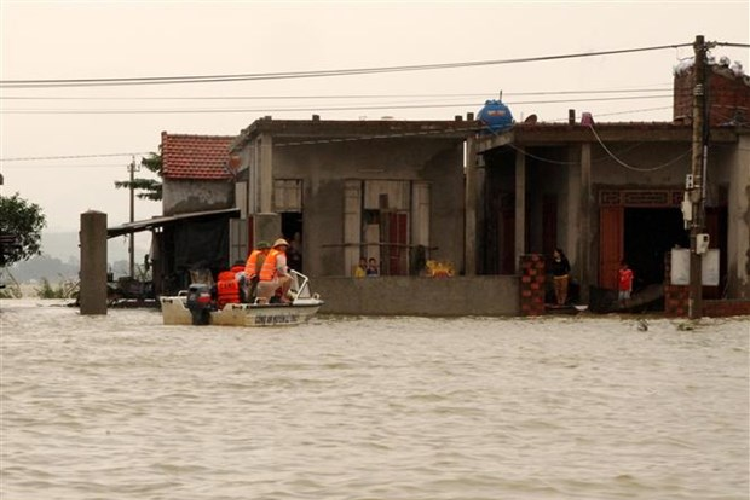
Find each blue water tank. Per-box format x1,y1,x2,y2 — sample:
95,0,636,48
477,99,514,132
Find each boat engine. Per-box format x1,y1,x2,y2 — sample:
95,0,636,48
185,283,214,325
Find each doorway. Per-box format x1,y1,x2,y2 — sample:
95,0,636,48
281,212,303,272
624,208,689,288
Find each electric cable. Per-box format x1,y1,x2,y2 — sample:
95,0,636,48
0,43,693,88
0,87,673,100
0,94,673,115
588,124,692,171
0,152,152,162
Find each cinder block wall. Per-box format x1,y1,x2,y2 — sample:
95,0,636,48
311,276,519,316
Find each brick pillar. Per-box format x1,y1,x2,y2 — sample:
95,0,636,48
519,254,546,316
663,251,689,317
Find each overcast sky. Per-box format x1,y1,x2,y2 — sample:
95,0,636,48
1,0,748,236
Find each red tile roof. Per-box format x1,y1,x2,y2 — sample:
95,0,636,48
161,132,235,180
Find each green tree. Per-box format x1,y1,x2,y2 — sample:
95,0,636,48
0,193,46,267
114,151,162,201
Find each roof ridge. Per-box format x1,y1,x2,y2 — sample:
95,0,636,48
163,133,235,139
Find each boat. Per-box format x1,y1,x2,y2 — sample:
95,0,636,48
160,270,323,326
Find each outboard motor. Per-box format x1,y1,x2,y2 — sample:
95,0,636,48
186,283,213,325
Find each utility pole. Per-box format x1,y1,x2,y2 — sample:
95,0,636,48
688,35,708,319
128,156,138,279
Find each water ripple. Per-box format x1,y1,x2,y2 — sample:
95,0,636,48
1,300,748,500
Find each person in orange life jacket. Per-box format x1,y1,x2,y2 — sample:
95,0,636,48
257,238,292,304
550,248,571,305
617,261,634,302
241,241,271,300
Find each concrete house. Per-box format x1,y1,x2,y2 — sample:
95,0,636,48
229,118,475,278
470,58,750,313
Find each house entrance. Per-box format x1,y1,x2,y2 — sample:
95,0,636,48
599,188,726,294
624,208,689,288
281,212,303,272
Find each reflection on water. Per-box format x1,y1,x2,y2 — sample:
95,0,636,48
1,300,748,500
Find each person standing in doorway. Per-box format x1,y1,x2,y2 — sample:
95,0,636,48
287,233,302,272
617,261,634,303
550,248,571,305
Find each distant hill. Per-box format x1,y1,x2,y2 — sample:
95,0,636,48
40,231,150,263
3,255,80,283
0,232,152,284
2,256,139,284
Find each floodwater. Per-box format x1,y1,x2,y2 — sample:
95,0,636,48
1,300,748,500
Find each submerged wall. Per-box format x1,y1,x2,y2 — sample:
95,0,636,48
311,276,519,316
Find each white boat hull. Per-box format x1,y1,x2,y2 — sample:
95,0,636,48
160,296,322,327
160,270,322,327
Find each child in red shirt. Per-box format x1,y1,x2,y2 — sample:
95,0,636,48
618,261,634,302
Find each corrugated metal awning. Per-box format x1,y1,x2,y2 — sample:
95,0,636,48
107,208,240,238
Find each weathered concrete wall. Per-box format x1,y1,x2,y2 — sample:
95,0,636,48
253,213,281,248
312,276,519,316
163,180,234,216
591,142,692,185
268,138,465,277
727,134,750,298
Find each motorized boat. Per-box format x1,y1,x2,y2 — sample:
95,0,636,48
160,270,323,327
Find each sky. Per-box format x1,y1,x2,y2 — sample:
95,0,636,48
1,0,748,239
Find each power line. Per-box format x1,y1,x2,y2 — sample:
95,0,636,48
0,43,693,88
0,105,685,164
550,106,673,122
589,123,691,171
1,164,132,169
505,141,648,165
0,87,673,100
0,94,673,115
0,152,151,162
0,100,722,165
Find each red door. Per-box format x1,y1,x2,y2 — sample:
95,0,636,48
599,207,623,290
383,212,408,275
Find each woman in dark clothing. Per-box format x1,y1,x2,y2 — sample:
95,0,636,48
550,248,571,305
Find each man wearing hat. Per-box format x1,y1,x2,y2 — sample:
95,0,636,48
243,241,271,301
257,238,292,303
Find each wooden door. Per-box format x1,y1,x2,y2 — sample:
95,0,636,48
382,212,409,275
599,207,623,290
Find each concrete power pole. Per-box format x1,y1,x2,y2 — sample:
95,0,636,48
688,35,708,319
